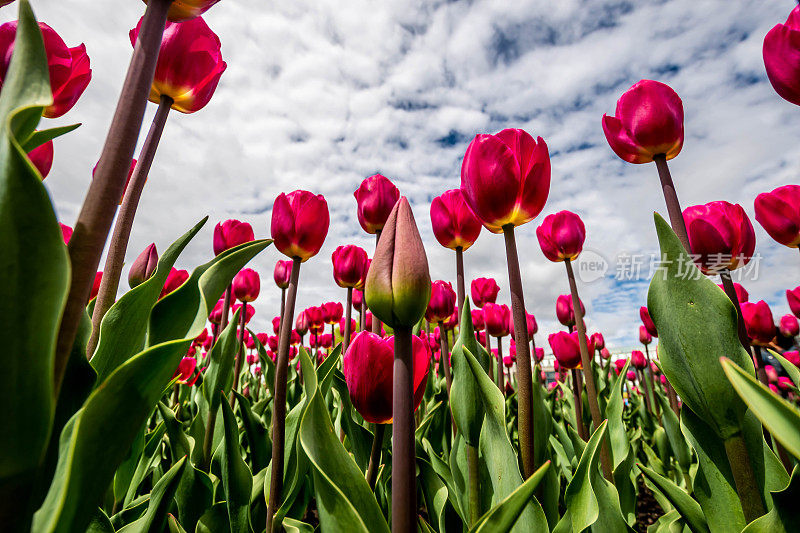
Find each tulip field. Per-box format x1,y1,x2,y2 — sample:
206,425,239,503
5,0,800,532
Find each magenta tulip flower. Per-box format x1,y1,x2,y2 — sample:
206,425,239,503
213,219,254,256
536,210,586,262
128,243,158,288
430,189,482,250
232,268,260,302
602,80,683,164
639,326,652,346
0,21,91,118
718,282,749,303
630,350,647,370
683,201,756,274
614,358,627,375
130,16,226,114
549,331,592,370
160,267,189,299
780,314,799,337
353,174,400,235
590,332,605,350
426,280,457,324
460,128,550,233
273,260,292,289
600,347,611,360
342,331,430,424
556,294,584,327
271,190,329,262
510,311,537,340
741,300,776,346
322,302,344,324
639,306,658,337
483,302,511,337
788,286,800,317
28,140,54,179
763,6,800,106
470,277,500,308
471,309,485,331
332,245,369,288
754,185,800,248
784,350,800,366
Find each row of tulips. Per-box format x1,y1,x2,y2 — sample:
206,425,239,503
3,1,800,533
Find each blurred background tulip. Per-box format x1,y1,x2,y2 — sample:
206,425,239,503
788,286,800,317
630,350,647,370
274,260,292,289
754,185,800,248
128,243,158,288
640,306,658,337
683,201,755,274
639,325,652,346
742,300,776,346
780,314,799,337
426,280,457,324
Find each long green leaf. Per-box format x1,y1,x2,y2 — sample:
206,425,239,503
220,392,253,533
639,464,709,533
117,457,187,533
470,462,550,533
742,467,800,533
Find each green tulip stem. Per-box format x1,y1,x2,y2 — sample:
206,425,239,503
359,300,365,333
229,301,247,407
565,259,614,481
495,337,505,393
643,344,660,419
392,326,416,533
724,433,766,523
720,270,759,368
344,287,353,352
200,408,217,473
502,224,536,478
54,0,172,393
455,246,465,313
438,321,452,394
485,334,493,381
665,379,680,417
466,443,481,526
637,369,654,415
87,95,173,358
220,285,233,331
570,369,587,441
365,422,385,490
653,154,691,254
267,257,302,533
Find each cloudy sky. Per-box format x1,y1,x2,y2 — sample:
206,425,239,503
12,0,800,353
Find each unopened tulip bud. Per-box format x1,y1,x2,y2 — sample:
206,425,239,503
683,201,756,274
364,197,431,328
590,332,605,350
273,259,292,289
639,325,652,346
788,286,800,318
630,350,647,369
600,347,611,360
28,140,53,179
780,314,799,337
426,280,457,324
128,243,158,288
639,306,658,337
160,268,189,299
556,294,584,327
232,268,260,302
534,346,545,363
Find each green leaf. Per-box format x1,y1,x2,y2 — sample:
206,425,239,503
647,213,752,440
418,457,451,533
606,360,637,524
461,346,548,531
297,348,390,533
0,2,69,528
564,421,633,532
638,464,709,533
20,123,81,152
234,391,270,473
742,467,800,533
771,350,800,389
656,394,691,473
470,462,550,533
199,307,242,423
450,300,486,447
91,218,207,380
721,357,800,461
331,370,373,470
283,517,315,533
219,392,254,533
117,457,187,533
158,403,191,462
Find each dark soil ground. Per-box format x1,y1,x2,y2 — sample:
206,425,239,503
635,476,665,532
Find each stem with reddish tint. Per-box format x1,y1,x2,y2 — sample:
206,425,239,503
502,225,535,478
654,154,691,253
88,95,173,358
724,433,766,522
280,287,286,330
267,257,301,532
392,326,416,533
643,344,660,418
495,337,504,392
720,270,763,378
455,246,465,312
366,422,385,489
438,321,452,394
372,230,383,335
570,368,586,441
565,259,613,481
344,287,353,352
230,302,247,407
54,0,172,394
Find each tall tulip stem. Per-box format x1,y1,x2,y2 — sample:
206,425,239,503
455,247,465,312
372,230,383,335
365,423,385,489
54,0,172,394
267,257,301,532
724,433,766,522
643,344,660,418
344,287,353,352
392,326,416,533
654,154,691,253
502,225,535,478
438,321,452,394
87,95,173,358
570,369,586,440
565,259,613,481
230,302,247,406
280,288,286,331
220,286,232,331
495,337,504,392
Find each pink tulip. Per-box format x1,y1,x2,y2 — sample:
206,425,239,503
683,201,756,274
0,21,91,118
510,311,537,340
352,289,364,310
778,376,794,391
160,268,188,299
765,365,779,383
426,280,457,324
319,334,333,349
741,300,776,346
630,350,647,370
213,219,254,256
128,243,158,288
763,7,800,106
305,306,325,334
232,268,260,303
271,190,329,262
172,356,197,384
600,347,611,360
639,306,658,337
754,185,800,248
231,303,255,324
590,332,605,350
483,302,511,337
549,331,592,370
780,314,799,337
353,174,400,234
273,260,292,289
208,298,224,325
130,16,226,113
322,302,344,324
660,375,667,386
295,311,310,336
471,309,485,331
718,282,749,303
769,383,779,394
627,370,637,382
602,80,683,164
470,277,500,307
614,358,627,375
460,128,550,233
332,245,369,288
556,294,584,327
339,317,357,336
430,189,482,251
28,140,54,179
534,346,545,363
784,350,800,366
788,286,800,318
90,272,102,301
290,330,301,346
536,210,586,262
639,325,652,346
271,317,281,335
60,223,72,244
256,332,270,348
503,355,514,368
342,331,430,424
